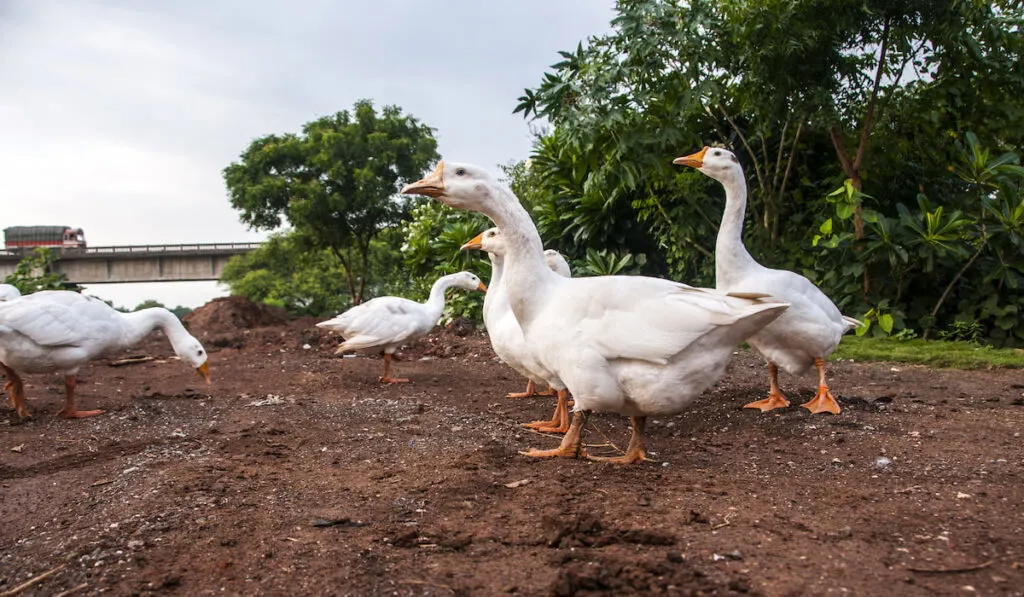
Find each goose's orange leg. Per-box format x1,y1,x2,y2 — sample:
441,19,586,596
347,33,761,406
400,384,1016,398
2,364,30,419
378,354,409,384
801,357,840,414
57,376,104,419
589,417,648,464
521,410,589,459
524,389,570,433
744,362,790,412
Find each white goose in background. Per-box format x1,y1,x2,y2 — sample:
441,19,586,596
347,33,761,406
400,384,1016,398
0,284,21,301
317,271,486,383
461,227,574,433
403,162,789,464
0,290,211,419
675,146,862,414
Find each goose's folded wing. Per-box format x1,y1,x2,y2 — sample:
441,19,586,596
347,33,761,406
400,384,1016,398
568,279,786,365
318,298,430,350
0,300,94,347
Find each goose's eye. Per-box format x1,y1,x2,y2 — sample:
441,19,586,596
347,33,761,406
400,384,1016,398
455,168,466,176
713,150,721,156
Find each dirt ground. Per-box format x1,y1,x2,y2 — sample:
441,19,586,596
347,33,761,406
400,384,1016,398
1,300,1023,597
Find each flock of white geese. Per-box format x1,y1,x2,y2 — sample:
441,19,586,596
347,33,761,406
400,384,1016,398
0,147,858,465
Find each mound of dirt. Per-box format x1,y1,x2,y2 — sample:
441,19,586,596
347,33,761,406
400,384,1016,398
183,295,290,334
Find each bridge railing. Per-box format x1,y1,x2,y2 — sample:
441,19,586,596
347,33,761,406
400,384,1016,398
0,242,264,258
73,243,265,255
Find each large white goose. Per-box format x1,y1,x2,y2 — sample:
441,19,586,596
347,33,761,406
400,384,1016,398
0,290,210,419
317,271,486,383
461,227,574,433
675,147,861,414
403,162,789,464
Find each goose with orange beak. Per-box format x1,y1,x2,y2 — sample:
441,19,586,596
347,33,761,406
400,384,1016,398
461,227,575,432
674,146,861,415
0,290,210,419
403,161,789,464
317,271,486,383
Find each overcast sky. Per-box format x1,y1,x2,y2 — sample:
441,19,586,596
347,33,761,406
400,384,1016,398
0,0,614,308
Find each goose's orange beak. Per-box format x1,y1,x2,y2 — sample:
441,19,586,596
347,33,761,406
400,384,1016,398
197,362,211,385
477,282,488,292
401,161,445,197
460,231,485,251
673,146,709,168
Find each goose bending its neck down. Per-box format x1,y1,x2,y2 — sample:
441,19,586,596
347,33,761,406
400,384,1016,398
317,271,486,383
0,290,210,419
403,161,789,464
461,227,574,433
675,147,862,414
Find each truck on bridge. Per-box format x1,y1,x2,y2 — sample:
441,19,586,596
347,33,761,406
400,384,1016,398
3,226,87,251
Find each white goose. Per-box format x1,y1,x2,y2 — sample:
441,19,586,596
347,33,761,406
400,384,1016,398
0,290,210,419
461,227,574,432
0,284,21,301
317,271,486,383
675,146,861,414
403,162,789,464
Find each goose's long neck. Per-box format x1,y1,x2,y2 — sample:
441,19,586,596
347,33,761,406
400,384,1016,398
484,253,505,317
121,308,191,349
716,175,758,286
423,276,454,322
477,186,555,324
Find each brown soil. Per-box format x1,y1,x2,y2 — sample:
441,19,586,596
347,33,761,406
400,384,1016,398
2,303,1023,596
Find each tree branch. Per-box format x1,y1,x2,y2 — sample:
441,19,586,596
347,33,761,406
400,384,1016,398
829,123,856,180
853,18,891,172
331,246,357,306
718,104,766,193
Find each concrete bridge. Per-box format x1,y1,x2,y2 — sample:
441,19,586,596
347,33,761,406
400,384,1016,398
0,242,263,284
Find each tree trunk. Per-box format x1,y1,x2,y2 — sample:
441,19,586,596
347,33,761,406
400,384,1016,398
331,247,359,306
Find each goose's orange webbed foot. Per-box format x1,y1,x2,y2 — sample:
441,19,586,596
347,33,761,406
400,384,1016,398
507,380,538,399
520,411,588,459
379,376,409,384
801,387,840,414
523,390,570,433
743,390,790,412
588,416,648,465
800,358,841,415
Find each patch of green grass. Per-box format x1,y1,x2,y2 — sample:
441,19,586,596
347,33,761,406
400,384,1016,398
831,336,1024,369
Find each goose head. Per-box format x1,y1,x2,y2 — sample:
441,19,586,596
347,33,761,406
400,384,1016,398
174,335,211,384
402,161,500,213
460,227,504,255
447,271,488,293
673,146,744,185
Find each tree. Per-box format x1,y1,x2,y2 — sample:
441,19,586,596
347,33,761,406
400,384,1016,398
3,247,78,294
223,100,439,305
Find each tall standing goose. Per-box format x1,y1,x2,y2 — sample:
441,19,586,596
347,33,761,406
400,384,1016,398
317,271,486,383
675,146,861,414
461,227,574,433
402,162,789,464
0,290,211,419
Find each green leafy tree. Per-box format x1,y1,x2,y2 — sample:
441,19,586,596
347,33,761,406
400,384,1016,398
223,100,439,305
3,247,77,294
220,230,411,317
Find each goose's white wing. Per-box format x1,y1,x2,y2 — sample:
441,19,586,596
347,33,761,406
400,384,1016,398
548,276,787,366
317,297,433,351
0,291,119,348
